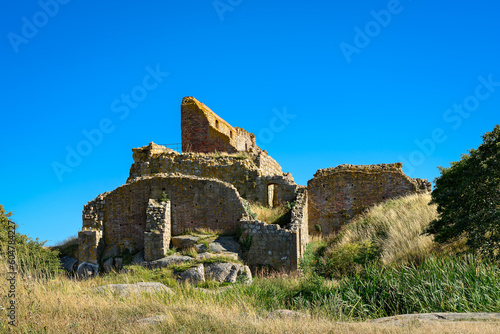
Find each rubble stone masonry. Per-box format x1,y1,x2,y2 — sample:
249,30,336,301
128,142,298,206
241,188,309,271
307,163,431,235
79,174,248,264
144,199,171,261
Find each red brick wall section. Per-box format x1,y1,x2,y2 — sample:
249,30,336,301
307,163,431,235
181,96,259,153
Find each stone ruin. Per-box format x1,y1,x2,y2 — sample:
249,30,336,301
78,96,431,272
307,163,431,235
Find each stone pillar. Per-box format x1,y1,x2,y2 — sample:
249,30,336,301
78,229,103,265
144,199,171,261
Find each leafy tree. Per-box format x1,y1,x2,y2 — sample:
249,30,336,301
1,204,61,277
425,125,500,256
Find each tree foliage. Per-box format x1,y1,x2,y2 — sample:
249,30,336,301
1,204,61,277
425,125,500,256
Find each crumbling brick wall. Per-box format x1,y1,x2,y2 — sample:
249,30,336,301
181,96,258,153
307,163,431,235
240,188,309,271
128,142,299,207
78,174,248,264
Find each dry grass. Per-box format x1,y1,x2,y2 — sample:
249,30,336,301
248,202,291,226
326,193,439,266
1,268,498,333
187,151,252,161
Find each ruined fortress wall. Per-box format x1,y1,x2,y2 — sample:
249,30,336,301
79,175,247,263
255,151,283,176
240,188,308,271
288,188,309,263
307,163,431,235
128,146,298,206
181,97,257,153
241,220,300,271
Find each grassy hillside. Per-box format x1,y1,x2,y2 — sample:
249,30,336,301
305,193,470,279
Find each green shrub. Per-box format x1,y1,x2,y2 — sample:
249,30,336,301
318,241,380,279
0,204,61,278
51,235,79,258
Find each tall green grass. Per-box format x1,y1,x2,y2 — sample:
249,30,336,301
238,256,500,320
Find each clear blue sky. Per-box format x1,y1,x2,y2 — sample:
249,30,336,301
1,0,499,245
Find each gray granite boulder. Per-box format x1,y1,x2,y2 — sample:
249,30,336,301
131,250,145,265
95,282,174,297
60,256,78,273
171,235,199,250
77,262,99,279
147,255,194,268
210,236,241,254
114,257,123,271
237,265,253,284
103,257,114,272
177,264,205,285
204,262,250,283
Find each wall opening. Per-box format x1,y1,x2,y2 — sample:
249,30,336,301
215,120,219,129
267,183,279,208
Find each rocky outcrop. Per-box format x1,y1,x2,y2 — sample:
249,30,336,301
176,264,205,285
146,255,194,269
94,282,174,297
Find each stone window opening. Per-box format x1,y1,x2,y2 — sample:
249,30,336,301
230,131,233,139
215,120,219,129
